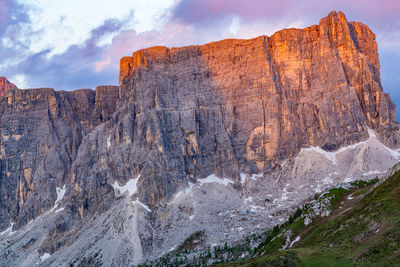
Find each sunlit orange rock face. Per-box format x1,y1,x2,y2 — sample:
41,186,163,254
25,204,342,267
0,76,18,96
119,11,399,186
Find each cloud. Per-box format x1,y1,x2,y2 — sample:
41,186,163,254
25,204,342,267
173,0,295,25
0,0,176,90
92,17,289,74
3,18,128,90
172,0,400,27
171,0,400,50
93,21,199,72
0,0,29,35
0,0,33,74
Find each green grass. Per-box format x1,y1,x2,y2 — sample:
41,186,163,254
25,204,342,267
222,171,400,266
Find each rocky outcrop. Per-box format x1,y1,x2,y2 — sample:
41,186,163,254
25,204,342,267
115,11,399,205
0,86,118,231
0,77,18,96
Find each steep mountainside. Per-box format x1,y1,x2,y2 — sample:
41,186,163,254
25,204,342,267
0,11,399,266
0,86,118,230
116,11,399,206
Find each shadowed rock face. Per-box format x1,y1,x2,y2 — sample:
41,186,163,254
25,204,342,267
0,11,399,265
0,86,118,230
0,77,18,96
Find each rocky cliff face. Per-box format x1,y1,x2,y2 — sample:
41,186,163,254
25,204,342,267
0,77,18,96
115,11,399,205
0,86,118,231
1,11,400,266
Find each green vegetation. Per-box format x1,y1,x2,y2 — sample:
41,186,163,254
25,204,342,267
177,230,206,252
140,227,272,266
220,170,400,266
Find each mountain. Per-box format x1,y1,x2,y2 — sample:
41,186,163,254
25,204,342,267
1,11,400,266
117,10,399,205
0,77,18,96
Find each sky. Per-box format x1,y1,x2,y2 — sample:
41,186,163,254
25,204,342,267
0,0,399,117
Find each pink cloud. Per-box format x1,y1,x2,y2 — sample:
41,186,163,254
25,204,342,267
172,0,400,30
94,22,197,71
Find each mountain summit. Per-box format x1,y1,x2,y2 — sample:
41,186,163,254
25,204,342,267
0,76,18,96
0,11,399,266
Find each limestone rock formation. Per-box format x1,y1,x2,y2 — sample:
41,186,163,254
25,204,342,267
116,10,399,206
0,11,399,266
0,86,118,231
0,77,18,96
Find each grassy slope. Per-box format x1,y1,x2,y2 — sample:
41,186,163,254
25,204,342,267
221,170,400,267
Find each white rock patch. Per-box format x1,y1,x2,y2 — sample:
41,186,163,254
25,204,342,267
50,185,66,212
362,170,385,176
244,196,253,204
250,173,263,180
55,207,65,213
198,174,234,187
0,221,15,237
112,175,140,196
299,127,397,166
289,236,300,248
40,253,51,261
132,198,151,212
240,173,246,184
174,182,196,200
107,135,111,148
